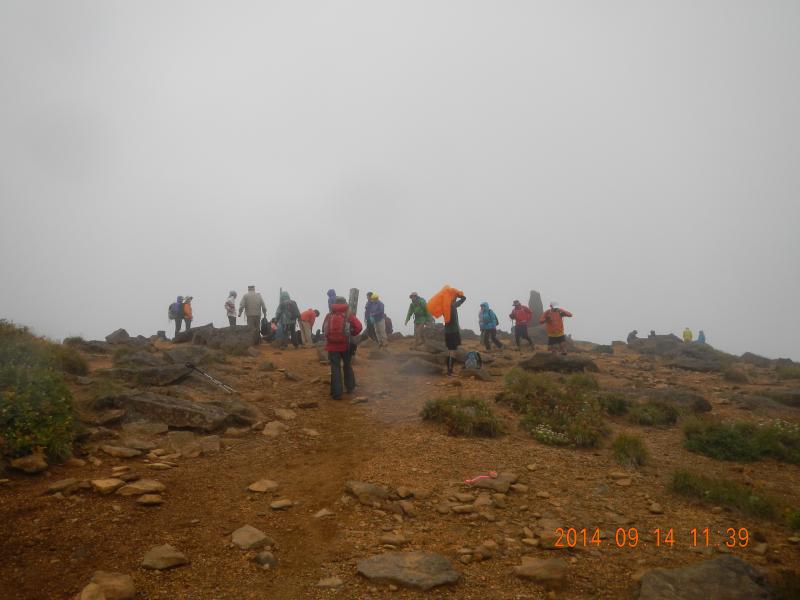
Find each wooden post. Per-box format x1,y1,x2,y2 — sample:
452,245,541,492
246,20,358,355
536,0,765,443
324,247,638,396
348,288,359,316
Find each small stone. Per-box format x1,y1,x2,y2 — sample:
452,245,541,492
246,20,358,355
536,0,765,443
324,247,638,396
787,537,800,544
100,445,142,459
314,508,334,519
526,464,537,471
111,466,130,475
458,555,472,564
752,542,768,556
116,479,166,496
536,491,551,499
648,502,664,515
380,533,409,546
65,457,87,468
274,408,297,420
514,557,568,586
270,499,294,510
137,494,163,506
511,483,529,493
147,463,173,470
301,428,320,437
248,479,279,493
615,478,633,487
77,583,105,600
317,576,344,589
451,504,474,514
141,544,189,570
46,478,81,494
91,478,126,495
253,551,278,567
262,421,289,437
435,502,452,514
89,570,136,600
10,451,48,474
454,493,475,503
711,506,723,514
232,524,272,550
608,470,628,479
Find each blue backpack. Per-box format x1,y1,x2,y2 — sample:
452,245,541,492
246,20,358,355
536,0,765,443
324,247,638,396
464,351,483,370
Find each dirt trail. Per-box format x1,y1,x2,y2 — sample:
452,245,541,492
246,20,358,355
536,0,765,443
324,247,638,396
0,338,798,599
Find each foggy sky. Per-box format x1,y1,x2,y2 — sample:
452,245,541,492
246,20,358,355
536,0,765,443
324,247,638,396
1,1,798,360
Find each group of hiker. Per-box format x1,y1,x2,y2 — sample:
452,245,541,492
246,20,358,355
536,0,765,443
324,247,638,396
627,328,707,345
168,285,574,397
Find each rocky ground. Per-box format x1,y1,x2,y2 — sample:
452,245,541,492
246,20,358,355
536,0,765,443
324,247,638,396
1,329,798,599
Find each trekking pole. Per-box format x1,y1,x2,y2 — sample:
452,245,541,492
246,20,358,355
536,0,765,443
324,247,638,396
185,362,238,394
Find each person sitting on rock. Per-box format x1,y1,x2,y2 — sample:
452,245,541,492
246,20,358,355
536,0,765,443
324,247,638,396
540,302,572,354
627,330,639,344
323,296,363,400
509,300,534,351
682,327,693,343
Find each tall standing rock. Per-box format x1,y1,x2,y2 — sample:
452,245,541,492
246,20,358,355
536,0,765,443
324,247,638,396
348,288,359,315
528,290,544,324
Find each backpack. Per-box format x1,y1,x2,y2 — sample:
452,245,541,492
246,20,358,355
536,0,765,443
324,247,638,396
385,316,394,335
168,302,182,320
260,318,271,336
464,351,483,370
324,311,350,345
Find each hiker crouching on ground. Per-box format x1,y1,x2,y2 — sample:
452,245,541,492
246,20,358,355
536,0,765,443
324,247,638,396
365,292,388,347
224,291,237,326
276,291,301,348
238,285,267,339
299,308,320,347
405,292,430,349
479,302,503,352
540,302,572,354
509,300,534,351
323,297,363,400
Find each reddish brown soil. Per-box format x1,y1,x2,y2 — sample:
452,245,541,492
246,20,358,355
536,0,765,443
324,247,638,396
1,338,798,599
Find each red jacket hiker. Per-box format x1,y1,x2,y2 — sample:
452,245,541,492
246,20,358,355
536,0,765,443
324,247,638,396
299,308,317,328
540,307,572,337
510,305,533,324
323,303,363,353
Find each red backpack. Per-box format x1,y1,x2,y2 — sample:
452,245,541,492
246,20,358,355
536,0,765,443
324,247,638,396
324,311,350,345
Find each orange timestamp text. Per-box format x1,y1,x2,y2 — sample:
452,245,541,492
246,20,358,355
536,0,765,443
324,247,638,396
554,527,750,549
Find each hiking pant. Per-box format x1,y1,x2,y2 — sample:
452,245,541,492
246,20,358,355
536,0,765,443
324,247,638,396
365,322,377,341
329,350,355,399
482,328,502,351
374,318,388,346
185,319,192,331
174,318,183,338
515,323,533,348
228,316,236,327
413,321,426,347
299,321,312,346
282,322,299,348
246,315,260,331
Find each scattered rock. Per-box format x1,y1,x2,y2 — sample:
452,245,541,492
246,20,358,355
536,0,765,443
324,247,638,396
356,552,460,591
263,421,289,438
270,499,294,510
274,408,296,421
380,533,409,546
10,450,48,474
317,577,343,589
117,479,166,496
105,329,131,344
99,445,143,459
140,544,189,570
91,478,126,495
469,472,518,493
248,479,279,493
253,551,278,568
346,481,389,506
232,525,272,550
314,508,334,519
399,358,443,376
77,583,105,600
514,557,568,586
47,478,81,494
89,571,135,600
648,502,664,515
301,428,320,437
638,556,769,599
137,494,164,506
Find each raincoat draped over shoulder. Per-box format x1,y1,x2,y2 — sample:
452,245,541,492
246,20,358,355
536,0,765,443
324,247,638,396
427,285,464,324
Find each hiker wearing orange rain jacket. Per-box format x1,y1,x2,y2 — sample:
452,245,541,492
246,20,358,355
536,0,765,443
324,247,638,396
539,302,572,354
427,285,466,375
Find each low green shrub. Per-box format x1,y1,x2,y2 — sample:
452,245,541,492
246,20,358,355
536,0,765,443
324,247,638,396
520,395,608,448
628,400,679,427
786,509,800,531
775,363,800,380
496,369,561,413
612,433,648,467
683,418,800,464
565,372,599,392
670,469,777,519
421,396,504,437
599,393,630,416
51,345,89,376
722,367,749,384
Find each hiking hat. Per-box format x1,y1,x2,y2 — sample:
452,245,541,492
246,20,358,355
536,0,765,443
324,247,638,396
409,292,418,298
248,285,255,290
480,302,489,308
229,290,237,297
513,300,521,306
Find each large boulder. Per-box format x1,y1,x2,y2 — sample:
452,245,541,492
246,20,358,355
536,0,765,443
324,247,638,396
518,353,599,373
172,323,214,344
163,346,216,366
92,392,248,431
357,552,460,591
768,388,800,408
105,329,131,344
207,326,261,354
528,290,544,323
638,556,769,600
95,365,191,387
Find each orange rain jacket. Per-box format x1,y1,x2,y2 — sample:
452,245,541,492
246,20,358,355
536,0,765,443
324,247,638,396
539,307,572,337
427,285,465,324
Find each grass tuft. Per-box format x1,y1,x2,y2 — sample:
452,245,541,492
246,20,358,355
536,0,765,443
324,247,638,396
421,395,504,438
612,433,648,467
670,469,777,519
775,363,800,380
683,418,800,464
722,367,749,384
628,400,678,427
599,393,630,416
